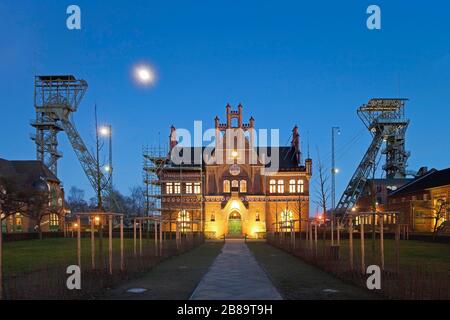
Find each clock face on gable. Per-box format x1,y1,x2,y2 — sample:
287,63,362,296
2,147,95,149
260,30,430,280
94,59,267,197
229,164,241,176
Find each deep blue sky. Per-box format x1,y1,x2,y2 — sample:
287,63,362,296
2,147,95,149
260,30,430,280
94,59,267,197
1,1,449,207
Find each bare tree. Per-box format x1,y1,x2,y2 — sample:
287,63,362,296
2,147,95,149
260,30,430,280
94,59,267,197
314,149,330,250
314,149,330,218
67,186,88,213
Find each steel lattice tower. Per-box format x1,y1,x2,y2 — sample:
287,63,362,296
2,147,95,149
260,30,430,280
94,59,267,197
336,98,410,221
31,75,120,211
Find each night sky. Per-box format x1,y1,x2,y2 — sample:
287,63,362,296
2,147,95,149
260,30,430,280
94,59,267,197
1,0,449,209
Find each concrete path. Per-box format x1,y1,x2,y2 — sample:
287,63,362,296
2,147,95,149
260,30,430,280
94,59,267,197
190,240,283,300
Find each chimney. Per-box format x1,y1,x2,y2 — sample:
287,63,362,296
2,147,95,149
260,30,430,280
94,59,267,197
305,158,312,175
291,125,301,165
169,125,177,151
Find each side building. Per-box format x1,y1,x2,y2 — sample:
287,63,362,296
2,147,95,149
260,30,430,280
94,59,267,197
0,158,65,233
388,168,450,234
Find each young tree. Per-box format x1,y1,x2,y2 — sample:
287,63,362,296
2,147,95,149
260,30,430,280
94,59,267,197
314,150,330,250
314,150,330,220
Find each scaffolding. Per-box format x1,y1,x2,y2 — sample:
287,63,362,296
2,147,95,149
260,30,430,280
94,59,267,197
336,99,410,221
143,145,204,234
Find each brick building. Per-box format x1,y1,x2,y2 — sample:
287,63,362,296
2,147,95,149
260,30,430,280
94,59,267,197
0,159,65,233
388,168,450,233
152,105,312,239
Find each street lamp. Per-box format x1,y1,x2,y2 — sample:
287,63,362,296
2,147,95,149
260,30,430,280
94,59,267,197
99,124,113,211
331,127,341,215
331,126,341,246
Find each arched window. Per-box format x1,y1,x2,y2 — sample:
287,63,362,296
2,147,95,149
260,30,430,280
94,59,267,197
223,180,231,193
277,180,285,193
269,180,276,193
232,180,239,188
289,180,296,193
240,180,247,193
297,180,304,193
280,209,293,230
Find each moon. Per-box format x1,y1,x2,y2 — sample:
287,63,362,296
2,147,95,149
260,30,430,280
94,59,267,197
133,64,156,86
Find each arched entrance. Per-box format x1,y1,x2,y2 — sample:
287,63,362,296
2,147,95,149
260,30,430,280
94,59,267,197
228,211,242,237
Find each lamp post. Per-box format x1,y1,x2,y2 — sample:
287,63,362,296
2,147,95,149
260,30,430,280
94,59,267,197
331,126,340,245
100,124,113,211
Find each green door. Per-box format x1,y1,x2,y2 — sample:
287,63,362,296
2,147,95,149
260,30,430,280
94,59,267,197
228,212,242,236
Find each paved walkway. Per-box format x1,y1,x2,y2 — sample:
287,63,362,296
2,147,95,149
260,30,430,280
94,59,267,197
190,240,283,300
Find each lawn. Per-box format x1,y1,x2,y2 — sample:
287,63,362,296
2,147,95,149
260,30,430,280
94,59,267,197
312,238,450,270
2,237,156,276
247,241,377,300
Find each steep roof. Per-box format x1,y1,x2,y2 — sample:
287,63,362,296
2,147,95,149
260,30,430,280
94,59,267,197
389,168,450,196
165,146,304,170
0,158,59,188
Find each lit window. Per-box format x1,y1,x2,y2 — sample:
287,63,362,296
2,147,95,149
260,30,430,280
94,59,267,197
240,180,247,193
297,180,304,193
174,182,181,194
223,180,231,193
280,209,293,230
269,180,276,193
166,182,173,194
194,182,201,194
277,180,285,193
50,214,59,226
177,210,191,232
232,180,239,188
289,180,296,193
186,183,193,194
15,213,22,226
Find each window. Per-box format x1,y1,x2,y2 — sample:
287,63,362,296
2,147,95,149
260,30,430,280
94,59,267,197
297,180,304,193
423,194,429,201
194,182,201,194
50,213,59,231
177,210,191,232
186,183,193,194
269,180,276,193
174,182,181,194
277,180,285,193
15,213,22,232
166,182,173,194
223,180,230,193
289,180,296,193
240,180,247,193
232,180,239,188
280,209,293,230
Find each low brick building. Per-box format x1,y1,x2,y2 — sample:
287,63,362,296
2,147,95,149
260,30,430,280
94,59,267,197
0,158,65,233
388,168,450,233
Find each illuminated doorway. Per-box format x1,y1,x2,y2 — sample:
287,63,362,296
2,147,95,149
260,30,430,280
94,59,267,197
228,211,242,237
